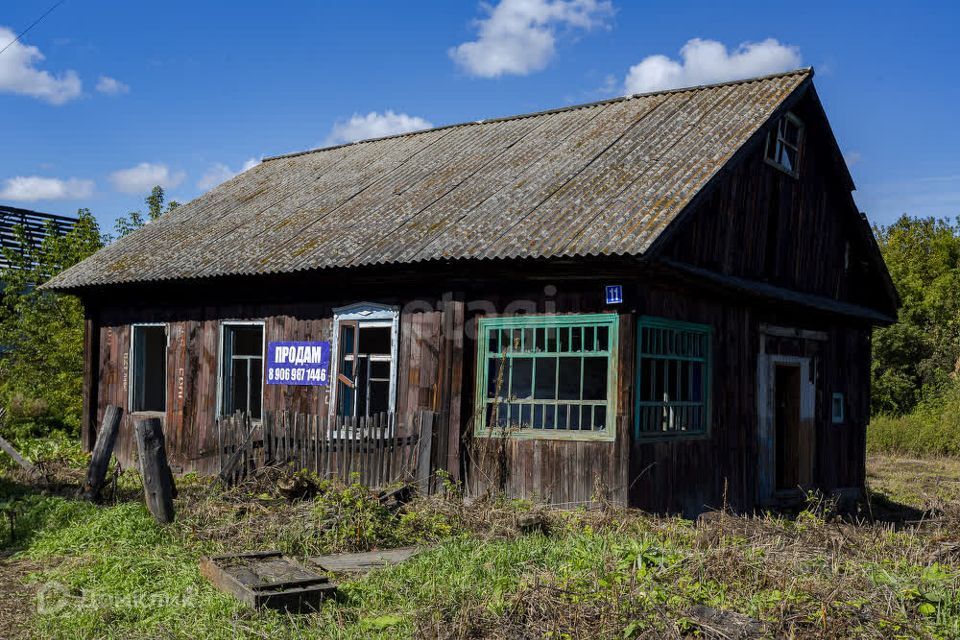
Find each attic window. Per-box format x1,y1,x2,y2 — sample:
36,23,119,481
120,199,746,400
766,112,803,176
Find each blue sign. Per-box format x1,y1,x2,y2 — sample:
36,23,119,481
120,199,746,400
266,341,330,386
605,284,623,304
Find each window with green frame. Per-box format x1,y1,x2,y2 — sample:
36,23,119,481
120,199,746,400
635,317,711,438
476,314,618,438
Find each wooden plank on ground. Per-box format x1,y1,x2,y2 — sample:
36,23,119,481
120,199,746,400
308,547,420,574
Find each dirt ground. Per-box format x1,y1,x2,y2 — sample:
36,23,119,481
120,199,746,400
0,555,40,640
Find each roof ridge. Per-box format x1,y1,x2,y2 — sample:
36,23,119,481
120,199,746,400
263,67,813,163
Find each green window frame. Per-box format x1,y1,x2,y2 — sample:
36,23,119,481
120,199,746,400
475,314,619,441
635,317,712,439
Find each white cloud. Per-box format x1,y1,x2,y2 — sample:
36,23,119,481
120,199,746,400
844,151,863,166
450,0,613,78
109,162,185,195
0,26,82,105
324,111,433,146
0,176,94,201
624,38,801,95
196,157,261,190
95,75,129,95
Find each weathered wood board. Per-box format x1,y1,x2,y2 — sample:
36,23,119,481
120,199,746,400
308,547,420,574
200,551,337,612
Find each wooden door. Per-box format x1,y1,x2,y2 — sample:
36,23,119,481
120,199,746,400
757,354,816,502
774,365,814,490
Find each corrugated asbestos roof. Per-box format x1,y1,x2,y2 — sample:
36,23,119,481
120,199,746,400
46,69,812,291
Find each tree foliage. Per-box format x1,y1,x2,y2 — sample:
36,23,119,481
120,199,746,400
872,215,960,415
0,187,177,438
113,186,179,239
0,210,105,437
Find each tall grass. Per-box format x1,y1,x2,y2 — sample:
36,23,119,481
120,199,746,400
2,467,959,639
869,383,960,456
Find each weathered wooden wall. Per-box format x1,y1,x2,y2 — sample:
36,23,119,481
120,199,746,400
91,297,459,476
660,90,895,318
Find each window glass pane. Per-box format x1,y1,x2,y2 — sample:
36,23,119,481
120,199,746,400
533,404,544,429
557,357,581,400
597,325,609,351
232,326,263,356
534,358,557,400
583,326,595,351
250,362,263,420
546,328,558,352
369,381,389,415
509,357,533,400
230,359,248,414
132,326,166,412
534,327,545,352
358,326,390,355
340,324,355,355
593,405,606,430
559,327,570,352
487,330,498,355
370,360,390,380
582,357,607,400
487,358,506,399
569,406,581,429
544,405,556,429
519,403,532,428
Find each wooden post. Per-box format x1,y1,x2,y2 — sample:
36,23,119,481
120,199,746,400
416,411,434,495
134,417,176,524
81,405,123,501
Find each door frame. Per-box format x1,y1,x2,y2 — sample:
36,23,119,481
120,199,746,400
756,353,816,503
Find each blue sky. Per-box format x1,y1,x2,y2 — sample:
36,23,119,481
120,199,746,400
1,0,958,232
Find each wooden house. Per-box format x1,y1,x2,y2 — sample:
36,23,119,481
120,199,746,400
45,68,898,514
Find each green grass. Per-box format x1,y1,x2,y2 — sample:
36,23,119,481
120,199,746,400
1,459,959,639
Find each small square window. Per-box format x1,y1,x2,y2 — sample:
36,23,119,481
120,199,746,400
831,392,845,424
765,112,803,177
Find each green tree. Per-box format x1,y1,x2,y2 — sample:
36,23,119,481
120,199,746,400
113,186,179,238
872,215,960,414
0,210,106,437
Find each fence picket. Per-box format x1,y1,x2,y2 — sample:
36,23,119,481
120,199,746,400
217,411,436,491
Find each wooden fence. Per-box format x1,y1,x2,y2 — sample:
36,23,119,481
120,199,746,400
217,411,435,491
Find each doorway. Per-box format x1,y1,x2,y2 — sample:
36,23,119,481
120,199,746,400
774,364,814,490
757,354,816,502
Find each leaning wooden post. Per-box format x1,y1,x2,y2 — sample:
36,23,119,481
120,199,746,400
134,417,176,524
80,405,124,502
416,411,435,495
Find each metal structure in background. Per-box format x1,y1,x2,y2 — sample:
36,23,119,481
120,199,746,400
0,205,78,270
217,410,435,492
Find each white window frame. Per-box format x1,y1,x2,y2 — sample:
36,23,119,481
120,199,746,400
329,302,400,419
765,111,804,178
128,322,168,414
216,320,266,420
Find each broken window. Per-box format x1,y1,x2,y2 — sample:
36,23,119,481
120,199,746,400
333,304,398,419
477,314,618,438
765,112,803,176
635,317,711,438
220,323,264,419
130,324,167,412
